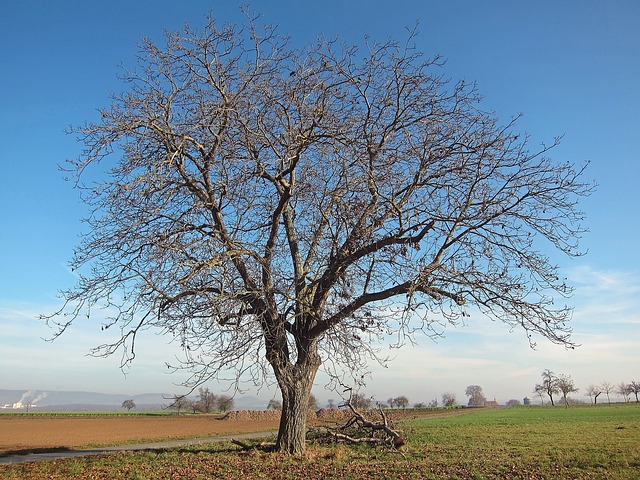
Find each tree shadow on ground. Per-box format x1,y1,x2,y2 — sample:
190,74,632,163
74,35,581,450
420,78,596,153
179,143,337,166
0,447,72,458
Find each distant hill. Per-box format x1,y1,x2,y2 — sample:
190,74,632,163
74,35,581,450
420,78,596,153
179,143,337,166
0,389,269,411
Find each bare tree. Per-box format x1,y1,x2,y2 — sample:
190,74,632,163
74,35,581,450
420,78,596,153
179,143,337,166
349,393,373,410
629,381,640,403
218,394,235,412
121,399,136,411
393,395,410,410
442,392,457,407
539,369,560,406
585,384,602,405
465,385,487,406
600,381,614,405
196,387,218,413
533,383,546,405
308,394,319,411
43,12,592,453
167,394,190,414
616,382,632,402
267,399,282,410
556,373,578,407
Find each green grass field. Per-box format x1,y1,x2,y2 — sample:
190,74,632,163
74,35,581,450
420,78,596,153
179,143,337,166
2,404,638,479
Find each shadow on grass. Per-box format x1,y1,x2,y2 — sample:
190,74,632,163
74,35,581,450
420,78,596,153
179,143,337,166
0,447,72,458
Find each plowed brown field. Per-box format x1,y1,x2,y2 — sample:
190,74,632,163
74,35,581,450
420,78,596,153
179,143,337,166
0,415,279,455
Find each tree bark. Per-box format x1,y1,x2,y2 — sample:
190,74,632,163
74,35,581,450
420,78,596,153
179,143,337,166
272,344,321,454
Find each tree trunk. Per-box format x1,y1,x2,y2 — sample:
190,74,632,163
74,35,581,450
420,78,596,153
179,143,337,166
272,348,321,454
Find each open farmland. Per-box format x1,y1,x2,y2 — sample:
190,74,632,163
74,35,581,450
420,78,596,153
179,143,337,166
0,412,280,456
1,404,639,479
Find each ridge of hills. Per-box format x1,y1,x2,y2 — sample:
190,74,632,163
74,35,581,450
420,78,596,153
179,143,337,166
0,389,267,411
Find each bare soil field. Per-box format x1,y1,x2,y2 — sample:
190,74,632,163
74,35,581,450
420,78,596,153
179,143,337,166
0,414,280,455
0,408,469,457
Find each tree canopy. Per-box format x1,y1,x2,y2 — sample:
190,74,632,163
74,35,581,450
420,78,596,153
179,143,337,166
45,12,592,453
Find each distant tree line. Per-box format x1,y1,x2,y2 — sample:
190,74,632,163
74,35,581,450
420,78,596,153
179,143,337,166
168,387,234,414
168,374,640,415
534,369,640,406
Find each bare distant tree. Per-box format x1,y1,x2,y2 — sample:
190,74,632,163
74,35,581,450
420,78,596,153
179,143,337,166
308,394,319,411
465,385,487,406
505,399,521,407
629,381,640,402
43,11,592,453
349,393,373,410
616,382,632,402
556,374,578,407
218,394,234,412
393,396,409,410
585,384,602,405
196,387,218,413
167,395,190,414
539,369,560,406
121,399,136,411
267,399,283,410
326,399,336,409
600,381,614,405
428,398,438,408
533,383,547,405
442,392,456,407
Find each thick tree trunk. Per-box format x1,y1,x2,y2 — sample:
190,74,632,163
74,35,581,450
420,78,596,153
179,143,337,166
273,349,321,454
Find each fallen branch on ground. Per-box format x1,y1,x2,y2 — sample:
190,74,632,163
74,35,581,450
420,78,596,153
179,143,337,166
230,439,276,452
313,388,406,452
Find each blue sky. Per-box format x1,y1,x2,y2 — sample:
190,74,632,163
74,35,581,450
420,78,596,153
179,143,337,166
1,1,639,406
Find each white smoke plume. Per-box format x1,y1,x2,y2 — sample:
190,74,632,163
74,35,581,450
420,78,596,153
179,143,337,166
16,390,48,406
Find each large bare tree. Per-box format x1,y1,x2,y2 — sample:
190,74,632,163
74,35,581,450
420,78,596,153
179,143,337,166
45,14,592,453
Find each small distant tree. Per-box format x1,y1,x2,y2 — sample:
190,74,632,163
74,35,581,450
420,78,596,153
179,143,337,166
414,402,426,409
601,381,614,404
428,398,438,408
533,384,546,405
168,395,190,414
540,369,559,406
197,387,218,413
326,399,336,409
629,381,640,402
556,373,578,407
506,399,521,407
616,382,632,402
267,399,283,410
121,399,136,411
442,392,456,407
350,393,373,410
585,384,602,404
465,385,487,406
218,394,234,412
394,396,409,410
308,394,319,411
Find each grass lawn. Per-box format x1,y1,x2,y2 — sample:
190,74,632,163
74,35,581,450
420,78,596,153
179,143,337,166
1,403,638,479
